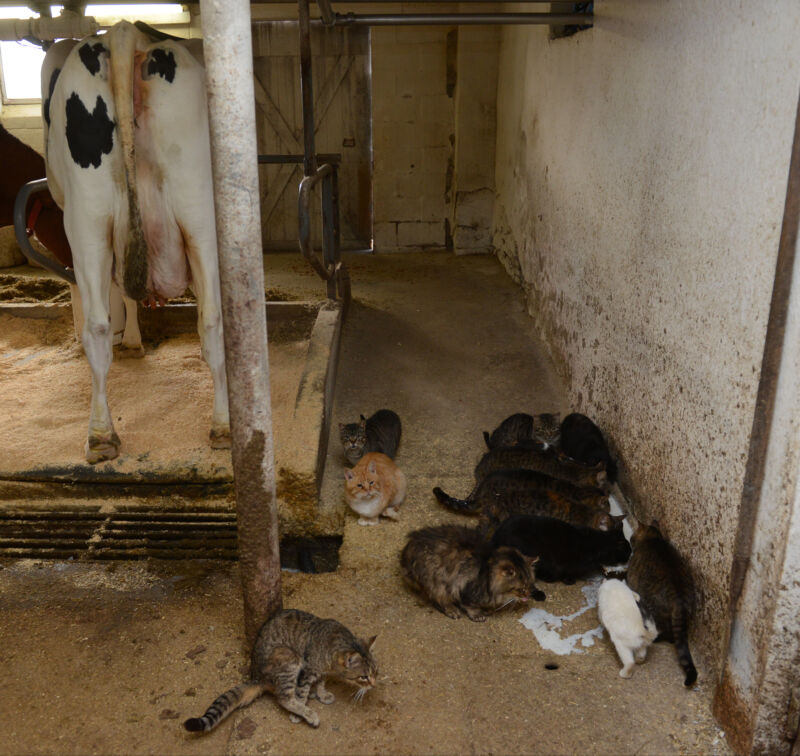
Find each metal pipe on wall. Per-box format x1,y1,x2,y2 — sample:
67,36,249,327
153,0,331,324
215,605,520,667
327,12,591,26
298,0,318,177
199,0,282,648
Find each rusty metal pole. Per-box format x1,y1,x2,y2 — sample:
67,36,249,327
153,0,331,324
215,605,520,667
199,0,282,647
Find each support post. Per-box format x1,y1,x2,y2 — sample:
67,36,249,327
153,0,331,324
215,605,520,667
200,0,282,647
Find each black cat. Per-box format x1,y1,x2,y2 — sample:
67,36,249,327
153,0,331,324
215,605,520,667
558,413,617,482
491,514,631,584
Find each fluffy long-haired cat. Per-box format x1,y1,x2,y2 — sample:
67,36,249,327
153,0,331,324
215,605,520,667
491,515,631,583
558,412,618,483
184,609,378,731
597,578,658,678
401,524,544,621
344,452,407,525
626,523,697,686
482,412,561,450
339,409,402,465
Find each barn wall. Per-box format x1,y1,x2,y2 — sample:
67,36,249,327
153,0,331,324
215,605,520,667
493,0,800,713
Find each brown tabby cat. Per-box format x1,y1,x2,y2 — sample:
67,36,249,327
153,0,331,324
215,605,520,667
625,523,697,686
184,609,378,731
401,524,545,621
344,451,407,525
437,468,610,514
434,470,620,534
482,412,562,450
474,442,608,489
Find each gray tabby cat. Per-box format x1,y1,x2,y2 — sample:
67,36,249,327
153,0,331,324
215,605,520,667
339,408,402,465
183,609,378,731
482,412,561,450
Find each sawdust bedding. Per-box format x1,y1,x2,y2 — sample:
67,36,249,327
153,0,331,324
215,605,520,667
0,311,309,473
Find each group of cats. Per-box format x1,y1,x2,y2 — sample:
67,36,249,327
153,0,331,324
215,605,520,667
340,408,697,684
182,409,696,734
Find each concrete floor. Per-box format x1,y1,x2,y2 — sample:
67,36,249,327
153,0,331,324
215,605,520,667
0,251,730,755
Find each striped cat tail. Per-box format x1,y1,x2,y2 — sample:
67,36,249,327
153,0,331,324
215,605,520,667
183,682,264,733
432,486,479,514
671,604,697,687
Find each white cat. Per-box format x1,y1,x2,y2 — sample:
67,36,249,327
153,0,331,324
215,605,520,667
597,578,658,678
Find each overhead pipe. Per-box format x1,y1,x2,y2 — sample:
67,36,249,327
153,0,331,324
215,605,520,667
324,12,592,26
199,0,282,648
0,13,97,41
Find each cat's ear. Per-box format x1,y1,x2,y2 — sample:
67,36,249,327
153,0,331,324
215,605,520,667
339,651,361,669
367,635,377,651
527,555,540,566
359,414,366,421
368,459,377,474
344,469,354,481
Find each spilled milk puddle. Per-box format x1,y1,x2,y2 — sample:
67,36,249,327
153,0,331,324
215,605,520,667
520,578,605,655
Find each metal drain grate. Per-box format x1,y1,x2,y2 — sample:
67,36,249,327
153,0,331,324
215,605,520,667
0,508,342,571
0,509,238,560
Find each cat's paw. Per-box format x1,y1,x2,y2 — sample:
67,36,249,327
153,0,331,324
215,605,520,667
357,517,379,526
289,714,302,724
382,507,400,521
443,607,461,620
314,689,335,705
619,666,634,679
468,614,487,622
304,710,320,728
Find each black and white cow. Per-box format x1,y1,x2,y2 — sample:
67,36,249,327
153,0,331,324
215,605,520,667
42,21,229,463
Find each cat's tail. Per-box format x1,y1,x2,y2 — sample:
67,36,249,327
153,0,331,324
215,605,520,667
432,486,480,514
183,682,264,733
671,604,697,687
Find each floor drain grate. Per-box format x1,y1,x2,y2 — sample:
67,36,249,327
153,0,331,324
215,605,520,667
0,508,342,571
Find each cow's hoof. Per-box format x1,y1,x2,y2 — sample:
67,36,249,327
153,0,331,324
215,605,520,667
209,427,231,449
115,343,145,359
85,433,121,464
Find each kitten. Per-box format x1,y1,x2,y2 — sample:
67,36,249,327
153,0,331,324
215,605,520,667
558,412,618,482
491,515,631,584
483,412,561,450
339,409,402,465
344,452,407,525
434,469,616,533
184,609,377,731
401,524,545,621
625,523,697,686
597,579,658,678
474,441,607,489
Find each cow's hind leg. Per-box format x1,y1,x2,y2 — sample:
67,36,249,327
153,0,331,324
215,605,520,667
69,223,120,463
185,237,230,449
116,290,144,358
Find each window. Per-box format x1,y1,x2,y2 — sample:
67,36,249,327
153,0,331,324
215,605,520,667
0,4,189,105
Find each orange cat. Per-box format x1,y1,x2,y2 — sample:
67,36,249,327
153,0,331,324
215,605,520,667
344,452,407,526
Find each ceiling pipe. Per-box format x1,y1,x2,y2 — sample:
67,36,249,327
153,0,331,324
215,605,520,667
324,12,592,26
0,12,97,42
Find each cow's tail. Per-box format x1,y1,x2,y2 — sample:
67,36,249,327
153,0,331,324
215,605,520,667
184,682,264,733
107,20,148,301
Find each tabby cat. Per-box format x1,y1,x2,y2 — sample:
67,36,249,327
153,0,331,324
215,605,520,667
483,412,561,450
434,468,615,534
474,441,607,489
597,578,658,678
625,523,697,686
558,412,618,483
184,609,378,731
401,524,545,621
339,409,402,465
491,515,631,584
344,452,407,525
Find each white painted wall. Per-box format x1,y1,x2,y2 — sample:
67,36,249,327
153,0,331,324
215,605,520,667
493,0,800,699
